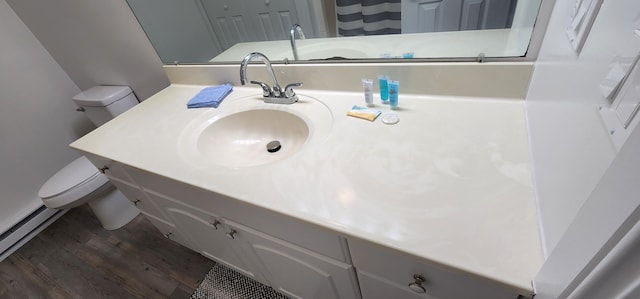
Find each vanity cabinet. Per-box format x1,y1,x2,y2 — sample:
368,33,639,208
84,154,531,299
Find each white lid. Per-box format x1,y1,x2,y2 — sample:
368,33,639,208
381,113,400,125
72,86,132,107
38,156,102,199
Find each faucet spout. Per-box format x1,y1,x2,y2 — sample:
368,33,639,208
239,52,302,104
290,24,305,60
240,52,281,94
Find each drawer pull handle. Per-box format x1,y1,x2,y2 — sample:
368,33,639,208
164,232,173,239
133,199,141,206
226,230,237,239
98,166,109,173
408,274,426,293
210,220,221,230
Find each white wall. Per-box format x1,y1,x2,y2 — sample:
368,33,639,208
126,0,223,63
0,0,91,232
526,0,640,255
6,0,169,101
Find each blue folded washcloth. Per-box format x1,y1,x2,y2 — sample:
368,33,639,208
187,84,233,108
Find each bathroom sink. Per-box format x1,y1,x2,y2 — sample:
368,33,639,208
179,94,333,168
197,109,309,168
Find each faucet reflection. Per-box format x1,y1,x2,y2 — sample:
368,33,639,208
240,52,302,105
290,24,306,61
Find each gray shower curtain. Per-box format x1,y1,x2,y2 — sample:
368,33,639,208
336,0,401,36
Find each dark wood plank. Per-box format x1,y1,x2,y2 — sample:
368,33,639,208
0,205,215,298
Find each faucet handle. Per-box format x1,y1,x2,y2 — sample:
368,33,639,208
284,83,302,98
250,80,272,97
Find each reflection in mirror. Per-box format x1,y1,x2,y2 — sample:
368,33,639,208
126,0,542,64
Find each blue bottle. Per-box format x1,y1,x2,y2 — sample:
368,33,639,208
388,80,399,110
378,75,390,104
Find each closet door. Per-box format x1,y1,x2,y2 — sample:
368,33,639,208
200,0,255,50
460,0,517,30
247,0,316,40
402,0,463,33
402,0,516,33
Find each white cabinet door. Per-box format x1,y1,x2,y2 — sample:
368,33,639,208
144,215,198,251
108,178,168,221
145,189,266,284
225,219,361,299
166,208,266,284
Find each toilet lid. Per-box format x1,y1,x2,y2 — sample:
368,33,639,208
38,156,102,199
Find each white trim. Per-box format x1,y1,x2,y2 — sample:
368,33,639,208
0,207,68,262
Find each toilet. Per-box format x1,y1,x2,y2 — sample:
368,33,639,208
38,86,140,230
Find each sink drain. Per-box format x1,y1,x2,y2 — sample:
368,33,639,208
266,140,281,153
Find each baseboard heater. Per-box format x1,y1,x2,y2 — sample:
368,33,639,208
0,205,68,262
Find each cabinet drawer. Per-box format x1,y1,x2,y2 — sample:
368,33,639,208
357,271,439,299
143,188,221,226
349,238,532,299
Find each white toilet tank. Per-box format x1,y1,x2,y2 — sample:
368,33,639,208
72,86,138,127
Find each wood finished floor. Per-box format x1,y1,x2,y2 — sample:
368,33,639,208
0,205,215,299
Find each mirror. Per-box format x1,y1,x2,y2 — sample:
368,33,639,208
126,0,542,64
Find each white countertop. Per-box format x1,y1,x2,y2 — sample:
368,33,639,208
71,84,542,293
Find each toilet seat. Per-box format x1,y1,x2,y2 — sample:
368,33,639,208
38,156,110,209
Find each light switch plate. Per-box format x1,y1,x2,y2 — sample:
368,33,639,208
566,0,604,54
598,50,640,151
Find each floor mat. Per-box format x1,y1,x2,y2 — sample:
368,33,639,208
190,263,289,299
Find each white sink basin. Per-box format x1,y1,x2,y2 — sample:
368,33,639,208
197,109,309,168
179,94,333,169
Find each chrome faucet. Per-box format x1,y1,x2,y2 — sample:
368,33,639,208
290,24,305,60
240,52,302,104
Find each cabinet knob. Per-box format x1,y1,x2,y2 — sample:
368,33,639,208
226,230,237,239
210,220,221,230
98,166,109,173
164,232,173,239
408,274,427,293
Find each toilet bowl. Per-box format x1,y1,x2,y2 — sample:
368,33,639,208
38,156,139,230
38,85,140,230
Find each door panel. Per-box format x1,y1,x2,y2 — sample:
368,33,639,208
166,208,264,283
226,220,360,299
402,0,516,33
249,0,315,40
200,0,254,49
